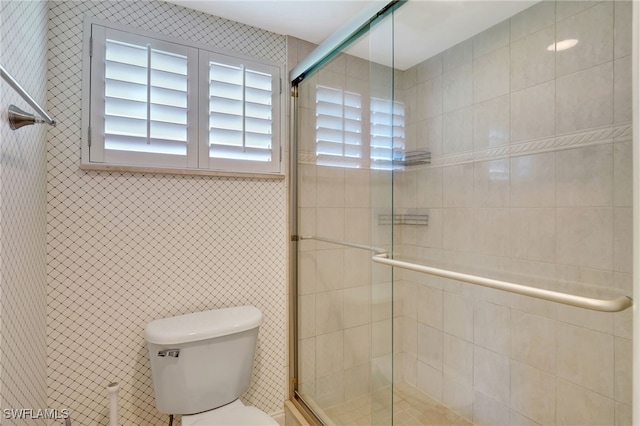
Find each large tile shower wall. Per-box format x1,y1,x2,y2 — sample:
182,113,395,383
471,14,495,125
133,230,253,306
0,1,49,424
47,2,286,424
395,1,633,425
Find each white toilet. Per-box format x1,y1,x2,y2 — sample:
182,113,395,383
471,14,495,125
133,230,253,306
145,306,278,426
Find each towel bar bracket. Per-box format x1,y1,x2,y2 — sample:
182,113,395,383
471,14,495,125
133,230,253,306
1,64,57,130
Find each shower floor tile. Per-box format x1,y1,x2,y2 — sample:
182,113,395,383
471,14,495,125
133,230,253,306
322,383,472,426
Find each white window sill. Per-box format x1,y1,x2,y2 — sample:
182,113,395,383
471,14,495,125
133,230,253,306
80,162,285,180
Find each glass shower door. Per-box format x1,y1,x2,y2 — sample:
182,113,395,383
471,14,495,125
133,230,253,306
293,0,636,425
293,6,397,426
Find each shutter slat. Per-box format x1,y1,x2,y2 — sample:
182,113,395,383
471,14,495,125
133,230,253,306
210,111,243,131
209,81,243,101
245,86,271,105
151,69,187,92
151,49,187,75
105,117,187,142
209,128,243,146
150,121,187,142
316,115,343,131
105,115,147,138
210,145,271,162
245,102,271,120
105,97,147,120
245,132,271,149
316,87,342,103
245,70,271,91
316,140,345,156
105,61,147,85
344,145,362,158
106,39,147,67
150,103,187,125
105,79,147,103
344,132,362,145
105,134,187,155
210,62,243,85
316,100,345,117
210,96,243,115
245,116,272,135
151,86,187,108
344,120,361,133
316,128,344,143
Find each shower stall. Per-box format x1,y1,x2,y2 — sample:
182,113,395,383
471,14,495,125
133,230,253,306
290,1,637,424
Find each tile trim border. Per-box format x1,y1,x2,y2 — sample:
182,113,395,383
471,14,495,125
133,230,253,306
297,122,632,169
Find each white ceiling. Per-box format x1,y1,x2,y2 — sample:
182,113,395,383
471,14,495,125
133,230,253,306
166,0,538,70
350,0,537,69
166,0,385,45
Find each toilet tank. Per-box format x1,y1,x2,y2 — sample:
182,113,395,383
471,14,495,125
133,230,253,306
145,306,263,415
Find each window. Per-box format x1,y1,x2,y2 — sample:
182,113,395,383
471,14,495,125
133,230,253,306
315,85,363,168
370,97,405,170
314,84,404,169
83,21,282,174
200,52,280,173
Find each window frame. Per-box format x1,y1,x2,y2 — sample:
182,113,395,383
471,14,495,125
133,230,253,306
81,17,284,176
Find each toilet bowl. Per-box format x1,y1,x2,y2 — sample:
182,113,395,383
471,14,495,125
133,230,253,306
145,306,277,426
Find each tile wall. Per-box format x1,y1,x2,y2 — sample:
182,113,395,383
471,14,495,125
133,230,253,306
395,1,633,424
46,1,287,424
0,1,50,424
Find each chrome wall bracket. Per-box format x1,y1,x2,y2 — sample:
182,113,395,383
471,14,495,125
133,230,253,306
8,105,46,130
1,64,57,130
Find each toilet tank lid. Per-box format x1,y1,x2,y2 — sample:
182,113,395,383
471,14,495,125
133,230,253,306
145,306,263,345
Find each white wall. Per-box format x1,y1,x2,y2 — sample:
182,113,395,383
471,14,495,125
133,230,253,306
46,1,287,424
0,1,50,424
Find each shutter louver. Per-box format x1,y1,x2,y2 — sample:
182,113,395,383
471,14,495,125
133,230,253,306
208,62,274,162
104,38,189,157
370,97,405,170
315,85,362,168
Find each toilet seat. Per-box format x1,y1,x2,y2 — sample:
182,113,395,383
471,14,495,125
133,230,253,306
182,400,278,426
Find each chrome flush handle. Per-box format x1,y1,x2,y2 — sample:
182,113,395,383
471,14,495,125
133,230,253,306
158,349,180,358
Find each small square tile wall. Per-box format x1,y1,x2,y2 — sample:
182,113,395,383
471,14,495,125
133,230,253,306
0,1,50,425
47,1,287,425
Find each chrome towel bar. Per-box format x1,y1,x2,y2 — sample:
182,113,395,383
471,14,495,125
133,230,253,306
372,253,632,313
297,234,632,312
1,64,56,129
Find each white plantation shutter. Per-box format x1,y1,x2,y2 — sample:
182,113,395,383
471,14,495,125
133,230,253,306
315,85,362,168
370,97,405,170
86,22,281,174
200,52,281,173
90,27,198,168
